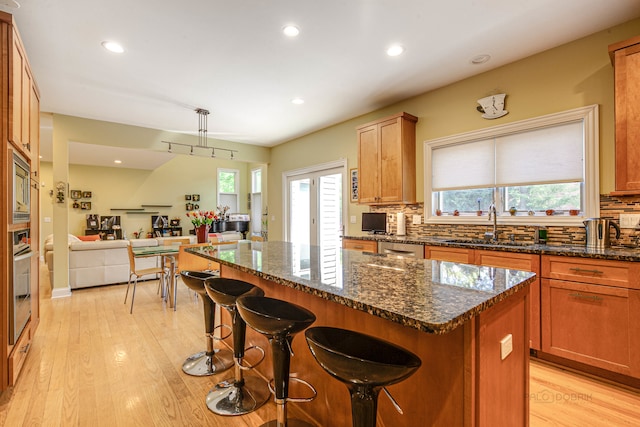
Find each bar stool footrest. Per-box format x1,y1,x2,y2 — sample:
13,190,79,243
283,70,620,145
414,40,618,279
267,377,317,403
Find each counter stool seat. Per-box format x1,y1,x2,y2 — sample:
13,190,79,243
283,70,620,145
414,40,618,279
179,271,233,376
237,296,317,427
305,326,421,427
204,278,270,416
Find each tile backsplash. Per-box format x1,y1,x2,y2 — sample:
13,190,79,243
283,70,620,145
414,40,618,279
370,195,640,247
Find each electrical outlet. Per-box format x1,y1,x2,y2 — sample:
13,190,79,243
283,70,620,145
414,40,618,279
350,215,356,224
412,215,422,225
500,334,513,360
619,214,640,229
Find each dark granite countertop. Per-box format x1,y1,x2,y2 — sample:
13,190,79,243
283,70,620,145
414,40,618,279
344,235,640,262
187,241,535,335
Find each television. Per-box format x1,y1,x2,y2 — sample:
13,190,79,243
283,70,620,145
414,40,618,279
151,215,169,229
362,212,387,234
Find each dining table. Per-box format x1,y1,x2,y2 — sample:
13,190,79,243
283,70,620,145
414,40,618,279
132,245,180,310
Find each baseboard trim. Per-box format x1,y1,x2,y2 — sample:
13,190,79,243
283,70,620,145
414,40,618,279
51,287,72,299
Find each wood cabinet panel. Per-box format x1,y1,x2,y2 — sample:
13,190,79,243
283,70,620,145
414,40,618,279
424,246,474,264
8,322,31,386
476,250,541,350
342,239,377,253
541,278,640,376
356,112,417,205
609,36,640,194
541,255,639,289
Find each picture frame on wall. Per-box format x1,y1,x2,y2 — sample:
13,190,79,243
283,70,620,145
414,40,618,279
70,190,82,199
350,168,358,202
81,202,92,210
186,203,193,211
192,194,200,201
82,191,92,199
185,194,192,200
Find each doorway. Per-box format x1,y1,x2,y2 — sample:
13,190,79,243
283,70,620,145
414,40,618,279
284,161,346,249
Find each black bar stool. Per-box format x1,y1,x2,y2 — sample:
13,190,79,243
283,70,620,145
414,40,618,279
237,295,317,427
203,278,270,416
305,326,421,427
179,271,233,376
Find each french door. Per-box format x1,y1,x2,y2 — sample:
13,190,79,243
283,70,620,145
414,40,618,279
285,163,345,248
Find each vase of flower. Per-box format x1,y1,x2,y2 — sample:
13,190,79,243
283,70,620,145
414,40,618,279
187,210,217,243
195,224,209,243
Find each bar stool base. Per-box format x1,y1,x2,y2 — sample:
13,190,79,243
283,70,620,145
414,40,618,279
206,375,270,416
181,350,234,376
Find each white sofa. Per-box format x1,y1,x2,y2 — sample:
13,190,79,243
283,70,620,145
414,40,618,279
44,235,196,290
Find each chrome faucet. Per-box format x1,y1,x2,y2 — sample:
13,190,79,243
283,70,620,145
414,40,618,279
485,203,498,242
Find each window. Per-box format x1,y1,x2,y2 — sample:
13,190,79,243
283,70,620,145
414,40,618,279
218,168,239,213
424,105,599,224
250,168,262,234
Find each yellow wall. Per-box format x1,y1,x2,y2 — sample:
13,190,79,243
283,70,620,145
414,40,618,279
41,155,254,241
268,18,640,239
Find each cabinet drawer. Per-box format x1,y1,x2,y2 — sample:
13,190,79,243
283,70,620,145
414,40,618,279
342,239,377,253
9,322,32,385
541,279,640,376
541,255,640,289
475,250,539,274
424,246,474,264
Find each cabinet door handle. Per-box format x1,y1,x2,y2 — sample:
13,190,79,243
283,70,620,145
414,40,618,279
569,292,603,302
20,343,31,354
569,267,603,275
352,245,364,249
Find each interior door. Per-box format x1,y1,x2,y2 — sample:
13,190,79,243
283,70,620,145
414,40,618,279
286,166,344,248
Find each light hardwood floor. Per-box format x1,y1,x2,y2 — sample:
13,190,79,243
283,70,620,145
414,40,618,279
0,263,639,426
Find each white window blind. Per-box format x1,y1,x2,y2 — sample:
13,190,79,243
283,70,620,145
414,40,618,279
432,121,583,191
432,139,495,191
495,121,583,187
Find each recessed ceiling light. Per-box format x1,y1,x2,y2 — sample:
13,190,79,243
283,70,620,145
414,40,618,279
291,97,305,105
101,41,124,53
471,54,491,65
283,25,300,37
386,44,405,57
114,160,122,164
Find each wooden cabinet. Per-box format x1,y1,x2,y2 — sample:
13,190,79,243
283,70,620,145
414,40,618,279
1,11,40,391
342,238,377,253
425,246,541,349
357,112,417,204
609,36,640,195
541,256,640,377
424,245,474,264
475,250,541,350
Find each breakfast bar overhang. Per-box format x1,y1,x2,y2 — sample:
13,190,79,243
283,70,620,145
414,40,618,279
188,241,534,426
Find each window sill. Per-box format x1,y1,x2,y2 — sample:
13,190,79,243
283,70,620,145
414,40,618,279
424,215,588,227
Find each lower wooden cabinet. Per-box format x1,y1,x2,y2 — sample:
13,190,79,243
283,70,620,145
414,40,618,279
342,239,378,253
541,278,640,377
425,246,541,350
8,322,31,386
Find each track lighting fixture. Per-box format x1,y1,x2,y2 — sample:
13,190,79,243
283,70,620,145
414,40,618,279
161,108,238,160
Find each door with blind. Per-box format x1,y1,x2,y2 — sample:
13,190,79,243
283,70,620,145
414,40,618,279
286,166,344,248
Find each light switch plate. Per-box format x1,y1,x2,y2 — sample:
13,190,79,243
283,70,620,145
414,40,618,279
412,215,422,225
500,334,513,360
350,215,356,224
620,214,640,228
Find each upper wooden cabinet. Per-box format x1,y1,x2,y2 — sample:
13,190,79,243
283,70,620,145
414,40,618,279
609,36,640,195
357,112,418,204
6,16,39,160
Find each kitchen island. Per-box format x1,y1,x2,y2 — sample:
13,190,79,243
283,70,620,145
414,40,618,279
188,241,535,426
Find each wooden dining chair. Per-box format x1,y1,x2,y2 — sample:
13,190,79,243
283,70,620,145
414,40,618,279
124,243,168,313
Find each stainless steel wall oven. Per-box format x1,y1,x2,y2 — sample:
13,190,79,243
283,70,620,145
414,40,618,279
11,229,32,344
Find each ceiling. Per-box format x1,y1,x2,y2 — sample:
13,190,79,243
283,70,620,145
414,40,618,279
3,0,640,163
